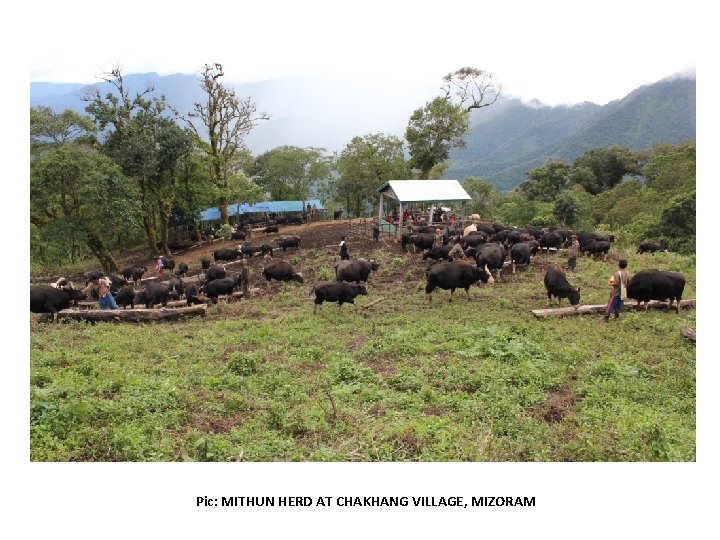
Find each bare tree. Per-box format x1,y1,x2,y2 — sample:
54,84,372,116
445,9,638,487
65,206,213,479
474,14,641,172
441,67,502,111
185,63,270,224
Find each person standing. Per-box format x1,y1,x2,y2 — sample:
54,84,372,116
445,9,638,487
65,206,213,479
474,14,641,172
82,276,119,310
339,236,350,260
372,222,380,242
568,235,580,271
604,259,630,321
448,240,467,261
156,257,164,281
238,259,250,297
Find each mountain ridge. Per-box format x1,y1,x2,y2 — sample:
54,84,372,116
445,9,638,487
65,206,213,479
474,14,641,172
31,72,696,192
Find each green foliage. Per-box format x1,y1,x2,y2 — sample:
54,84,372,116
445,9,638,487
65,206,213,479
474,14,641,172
406,97,469,178
518,161,571,202
217,224,233,240
251,145,333,203
462,177,501,219
226,351,260,376
572,146,641,195
335,134,408,217
658,190,695,254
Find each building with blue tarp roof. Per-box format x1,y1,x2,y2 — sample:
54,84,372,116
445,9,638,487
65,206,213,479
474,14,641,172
199,199,325,222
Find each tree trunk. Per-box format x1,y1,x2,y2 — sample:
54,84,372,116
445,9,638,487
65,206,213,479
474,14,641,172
142,212,158,258
86,231,118,273
46,304,208,323
219,199,229,225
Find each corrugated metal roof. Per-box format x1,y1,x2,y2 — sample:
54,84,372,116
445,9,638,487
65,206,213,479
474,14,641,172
377,180,471,202
200,199,325,221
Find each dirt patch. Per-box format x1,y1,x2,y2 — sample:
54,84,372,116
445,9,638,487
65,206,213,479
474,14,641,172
423,406,446,416
533,387,580,424
188,411,248,434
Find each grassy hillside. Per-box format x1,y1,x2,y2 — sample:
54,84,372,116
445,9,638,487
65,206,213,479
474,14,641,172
29,223,696,461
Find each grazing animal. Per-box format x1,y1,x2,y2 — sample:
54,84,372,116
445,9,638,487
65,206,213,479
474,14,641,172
107,274,128,292
543,265,581,306
184,283,205,306
637,241,666,254
176,262,189,276
459,232,488,248
475,243,506,281
200,257,211,271
161,257,175,271
133,283,170,308
422,245,453,261
205,266,227,283
335,258,380,284
425,261,493,302
201,276,242,304
168,277,185,297
239,244,264,258
582,240,611,260
213,248,241,262
275,235,301,253
114,286,137,309
463,224,477,236
30,285,86,321
539,232,563,252
627,269,686,313
510,242,532,273
231,230,246,241
261,260,304,284
310,281,367,313
84,270,104,283
408,233,436,252
333,210,343,220
264,225,279,234
121,266,147,286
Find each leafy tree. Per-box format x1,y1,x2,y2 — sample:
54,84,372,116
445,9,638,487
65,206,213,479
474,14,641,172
462,177,501,219
405,97,468,179
496,192,538,227
83,67,177,256
553,191,579,227
31,144,141,272
335,134,408,217
659,190,695,253
251,145,331,213
642,140,695,195
30,106,97,146
518,161,571,202
186,63,269,224
572,145,641,195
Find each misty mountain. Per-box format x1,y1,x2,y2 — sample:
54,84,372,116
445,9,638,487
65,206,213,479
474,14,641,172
447,76,696,190
31,73,695,192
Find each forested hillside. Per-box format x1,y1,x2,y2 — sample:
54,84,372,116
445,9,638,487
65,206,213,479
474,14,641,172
447,77,695,190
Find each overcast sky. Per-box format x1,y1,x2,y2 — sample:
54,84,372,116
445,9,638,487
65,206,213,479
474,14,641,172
26,0,697,107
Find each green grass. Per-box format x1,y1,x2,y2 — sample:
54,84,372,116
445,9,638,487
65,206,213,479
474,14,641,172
29,248,696,461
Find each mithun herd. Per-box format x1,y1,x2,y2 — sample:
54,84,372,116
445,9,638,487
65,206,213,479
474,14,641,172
30,221,686,320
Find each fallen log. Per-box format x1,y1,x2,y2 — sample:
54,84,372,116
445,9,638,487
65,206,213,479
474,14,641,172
362,296,385,309
680,326,696,343
530,299,696,318
41,304,208,323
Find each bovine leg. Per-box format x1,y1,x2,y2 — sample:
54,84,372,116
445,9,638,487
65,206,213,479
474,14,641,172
448,289,454,303
512,263,516,274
